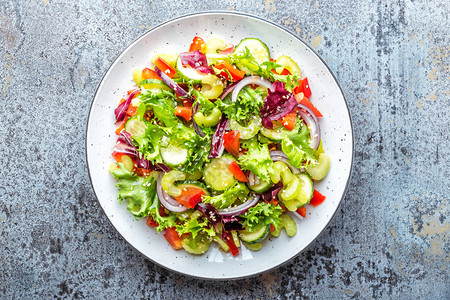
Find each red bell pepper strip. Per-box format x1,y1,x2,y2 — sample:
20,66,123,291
174,106,192,121
295,95,323,118
223,232,239,256
142,68,161,80
228,161,248,182
223,130,240,157
163,227,183,250
296,206,306,217
154,57,176,78
189,36,206,53
294,77,312,98
112,152,125,163
174,188,205,209
215,62,246,81
309,190,326,207
281,108,297,131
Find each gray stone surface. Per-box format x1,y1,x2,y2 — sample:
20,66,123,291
0,0,449,299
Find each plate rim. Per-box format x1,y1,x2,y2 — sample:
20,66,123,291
85,10,355,280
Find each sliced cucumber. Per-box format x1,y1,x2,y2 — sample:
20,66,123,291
121,155,134,172
238,224,270,244
181,233,211,255
248,179,272,193
160,145,188,166
260,126,288,142
306,153,330,180
234,38,270,74
138,79,171,91
203,155,236,191
176,56,206,83
243,242,262,251
296,173,313,203
275,55,301,75
229,116,261,140
205,53,228,65
206,38,227,54
125,117,147,137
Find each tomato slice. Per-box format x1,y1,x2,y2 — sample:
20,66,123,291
223,131,240,157
112,152,125,163
126,105,137,117
146,215,159,227
134,167,152,177
174,106,192,121
154,57,176,78
189,36,206,53
281,108,297,131
296,206,306,217
228,161,248,182
224,232,239,256
215,62,246,81
309,190,326,207
142,68,161,80
174,187,205,209
163,227,183,250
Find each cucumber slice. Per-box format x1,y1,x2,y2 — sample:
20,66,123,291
296,173,313,203
260,126,288,142
280,214,297,237
125,118,147,137
229,116,261,140
138,79,171,91
234,38,270,74
176,56,206,82
243,242,262,251
203,155,236,191
238,225,270,244
160,145,188,166
121,155,134,172
205,53,228,65
248,179,272,193
275,55,301,75
306,153,330,180
181,233,211,255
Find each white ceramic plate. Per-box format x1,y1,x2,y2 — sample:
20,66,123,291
86,11,353,279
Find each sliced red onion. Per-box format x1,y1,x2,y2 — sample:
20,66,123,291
231,76,274,103
219,81,238,101
260,181,283,203
247,172,261,187
115,89,140,122
156,173,188,212
196,202,222,230
217,193,260,217
112,142,138,157
154,66,192,102
192,103,206,137
297,104,321,150
269,150,304,173
208,117,229,158
155,163,171,173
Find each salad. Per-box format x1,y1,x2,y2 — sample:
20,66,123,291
109,36,330,255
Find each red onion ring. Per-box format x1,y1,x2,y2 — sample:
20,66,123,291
247,172,261,187
219,81,238,101
231,76,274,103
154,66,193,103
297,104,320,150
156,173,188,212
217,193,260,217
115,89,141,122
269,150,304,174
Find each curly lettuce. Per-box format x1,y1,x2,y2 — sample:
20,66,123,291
282,123,317,168
238,138,276,182
239,202,283,231
202,182,249,209
175,213,216,239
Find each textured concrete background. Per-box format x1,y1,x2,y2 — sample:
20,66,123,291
0,0,449,299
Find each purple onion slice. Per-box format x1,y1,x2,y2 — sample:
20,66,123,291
156,173,188,212
217,193,260,217
115,89,141,122
231,76,273,103
297,104,320,150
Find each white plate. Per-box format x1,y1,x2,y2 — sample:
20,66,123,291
86,11,353,279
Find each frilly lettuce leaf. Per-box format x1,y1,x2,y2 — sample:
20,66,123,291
202,182,249,209
238,138,276,182
239,202,283,232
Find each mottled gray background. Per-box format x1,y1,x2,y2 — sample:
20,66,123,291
0,0,449,299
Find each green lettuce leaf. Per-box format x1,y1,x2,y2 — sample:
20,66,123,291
238,138,276,182
138,89,178,127
175,213,216,239
202,182,249,209
282,123,317,168
239,202,283,231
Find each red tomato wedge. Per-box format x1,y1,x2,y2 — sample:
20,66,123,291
174,187,205,209
163,227,183,250
126,105,137,117
154,57,176,78
223,131,240,157
189,36,206,53
281,108,297,131
112,152,125,163
309,190,326,207
174,106,192,121
296,206,306,218
142,68,161,80
214,62,246,81
228,161,248,182
146,215,158,227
